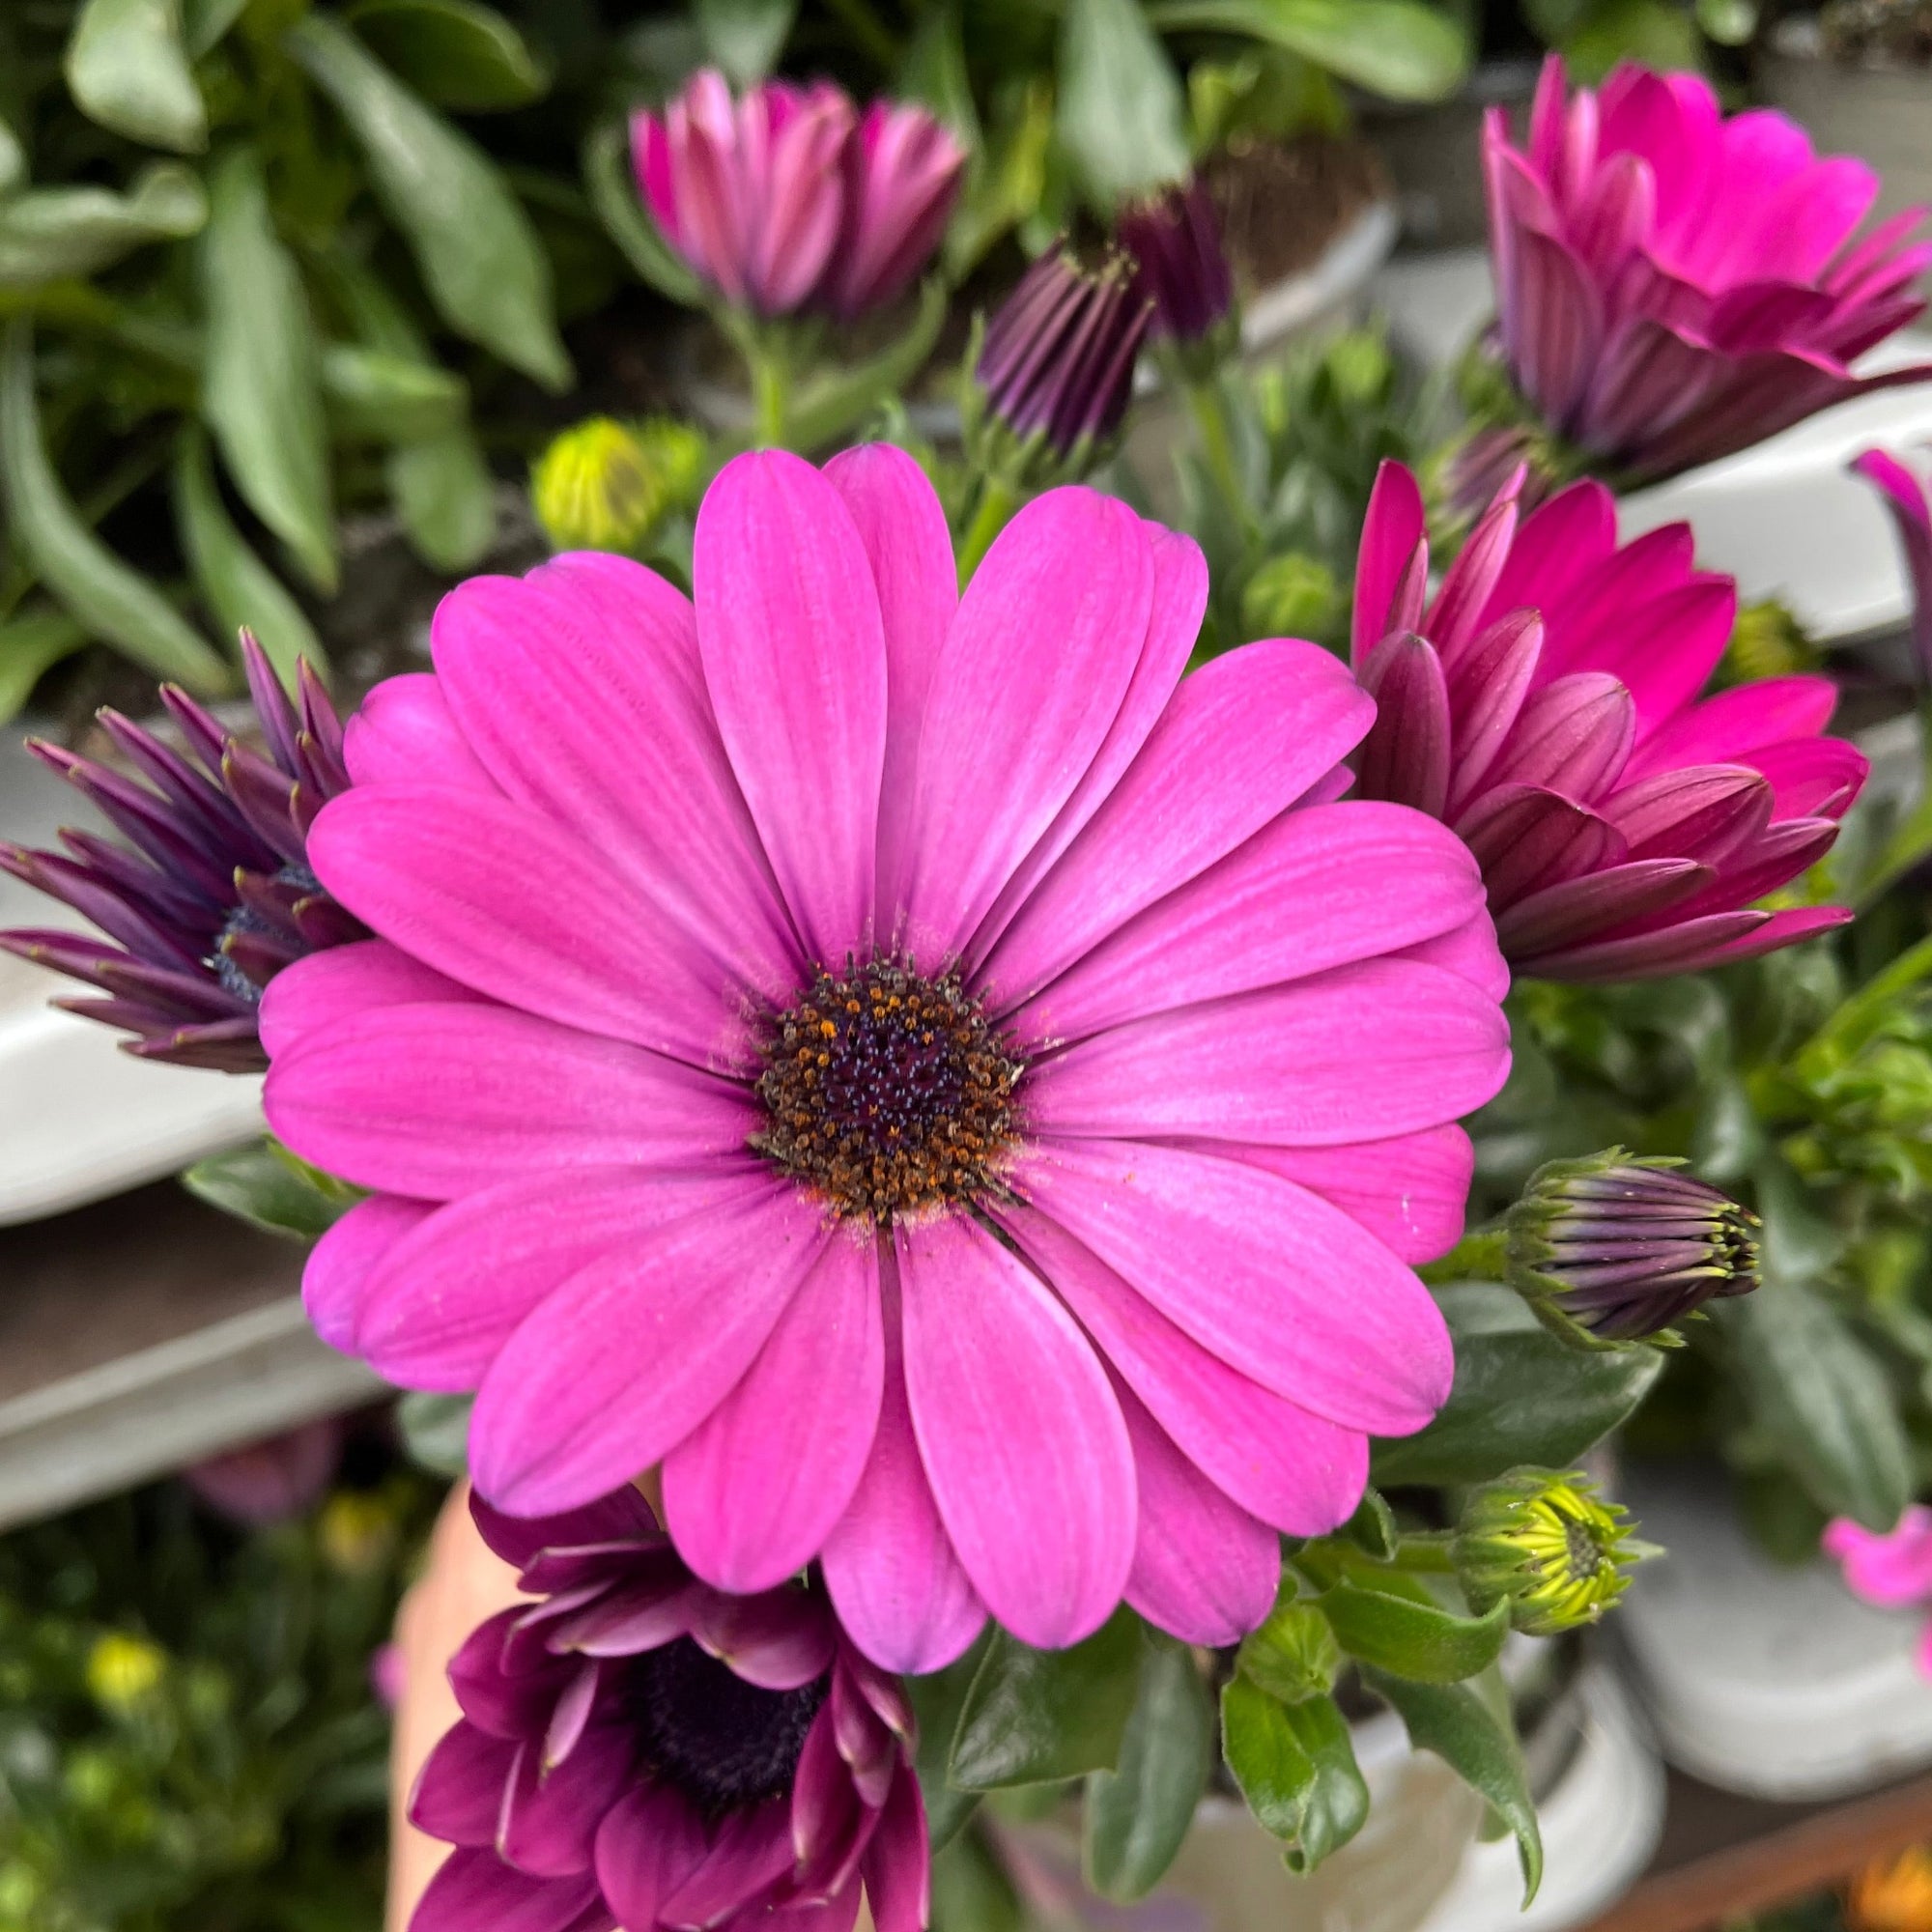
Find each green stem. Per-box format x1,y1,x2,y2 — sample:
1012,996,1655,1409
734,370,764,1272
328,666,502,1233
956,474,1019,587
1860,697,1932,906
751,342,787,450
1418,1227,1509,1287
1384,1536,1458,1576
1185,372,1253,540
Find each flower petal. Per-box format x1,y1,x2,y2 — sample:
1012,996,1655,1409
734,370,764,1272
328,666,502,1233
695,450,888,961
343,672,497,792
1018,1138,1451,1435
257,937,477,1061
898,488,1153,962
1352,461,1427,666
664,1232,885,1593
897,1213,1135,1649
410,1848,602,1932
469,1175,832,1515
300,1192,433,1352
411,1720,518,1846
595,1784,709,1931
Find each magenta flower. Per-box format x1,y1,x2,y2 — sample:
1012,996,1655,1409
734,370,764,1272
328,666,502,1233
1351,459,1866,980
1852,447,1932,682
1825,1508,1932,1677
1484,57,1932,485
0,636,359,1071
407,1484,924,1932
632,71,961,322
262,446,1509,1668
1118,182,1235,348
183,1416,344,1526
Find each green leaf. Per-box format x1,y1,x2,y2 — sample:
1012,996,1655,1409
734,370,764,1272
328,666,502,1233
288,14,570,391
0,321,230,693
582,119,705,308
1556,0,1700,78
0,163,207,288
1340,1488,1399,1561
1220,1680,1368,1873
199,145,336,593
908,1633,992,1853
0,609,87,725
1722,1272,1911,1533
171,427,327,688
1316,1577,1508,1685
1057,0,1189,209
1145,0,1470,102
321,341,467,441
183,0,249,57
345,0,552,110
1083,1637,1213,1900
696,0,797,85
1361,1669,1542,1903
398,1392,472,1476
929,1827,1024,1932
181,1137,362,1241
1371,1283,1663,1487
1236,1594,1341,1706
784,276,949,454
0,120,22,196
387,428,497,571
66,0,207,152
950,1608,1143,1790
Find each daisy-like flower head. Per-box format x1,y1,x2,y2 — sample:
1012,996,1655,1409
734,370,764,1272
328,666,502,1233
1452,1469,1654,1636
0,635,360,1070
1483,57,1932,487
1826,1505,1932,1679
631,71,963,323
407,1485,923,1932
263,446,1510,1668
1350,459,1867,981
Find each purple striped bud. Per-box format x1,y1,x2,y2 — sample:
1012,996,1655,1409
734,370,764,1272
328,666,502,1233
1506,1150,1759,1346
1117,181,1235,351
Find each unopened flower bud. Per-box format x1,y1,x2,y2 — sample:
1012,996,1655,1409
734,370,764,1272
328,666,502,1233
1240,553,1342,644
1454,1470,1656,1636
1118,180,1234,353
1506,1150,1760,1346
86,1633,167,1713
530,416,704,554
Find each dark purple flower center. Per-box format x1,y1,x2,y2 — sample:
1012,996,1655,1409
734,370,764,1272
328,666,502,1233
628,1637,829,1817
753,957,1025,1223
209,861,322,1005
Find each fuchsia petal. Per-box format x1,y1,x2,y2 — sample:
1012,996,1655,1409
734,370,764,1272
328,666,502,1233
1005,1206,1368,1533
498,1723,636,1877
660,1799,797,1925
1352,462,1427,666
1020,1139,1453,1436
1482,671,1635,800
695,450,886,962
984,639,1374,1007
862,1772,929,1932
1479,480,1620,634
343,673,496,792
664,1234,884,1593
822,445,958,916
821,1252,987,1675
1014,802,1486,1044
1455,783,1626,910
257,938,476,1060
1397,912,1513,1004
265,1004,755,1200
1745,736,1869,822
1114,1376,1280,1646
1623,675,1840,778
1230,1126,1474,1265
356,1170,747,1391
1030,957,1511,1148
309,786,742,1070
1356,635,1452,818
1495,857,1709,958
429,555,801,997
1827,1507,1932,1606
1602,765,1771,866
410,1721,518,1845
1443,611,1545,812
899,489,1153,963
469,1176,831,1516
412,1849,602,1932
970,526,1205,963
300,1192,433,1351
595,1785,709,1931
896,1213,1136,1650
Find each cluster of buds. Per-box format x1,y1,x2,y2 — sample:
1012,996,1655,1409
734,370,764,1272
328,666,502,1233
1454,1469,1658,1636
1506,1151,1761,1347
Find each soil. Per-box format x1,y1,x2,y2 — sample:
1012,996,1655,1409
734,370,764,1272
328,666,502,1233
1202,133,1391,294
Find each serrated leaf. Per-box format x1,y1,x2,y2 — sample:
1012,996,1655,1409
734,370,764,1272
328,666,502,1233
289,14,570,390
1220,1680,1368,1873
1083,1636,1212,1900
66,0,207,152
950,1608,1142,1791
1372,1283,1663,1487
1362,1668,1542,1903
200,145,336,592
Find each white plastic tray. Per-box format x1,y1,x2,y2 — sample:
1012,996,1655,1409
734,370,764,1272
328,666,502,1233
0,724,265,1227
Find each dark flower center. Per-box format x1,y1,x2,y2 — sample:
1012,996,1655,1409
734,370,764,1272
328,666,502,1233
628,1637,829,1818
1563,1517,1605,1581
210,861,321,1004
753,957,1025,1223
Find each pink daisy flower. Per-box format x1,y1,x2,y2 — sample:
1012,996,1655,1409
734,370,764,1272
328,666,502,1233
1825,1509,1932,1678
261,447,1510,1669
1351,459,1866,980
1485,56,1932,486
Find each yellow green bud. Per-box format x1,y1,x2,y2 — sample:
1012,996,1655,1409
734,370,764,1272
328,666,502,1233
85,1633,165,1713
1240,553,1342,644
530,416,705,554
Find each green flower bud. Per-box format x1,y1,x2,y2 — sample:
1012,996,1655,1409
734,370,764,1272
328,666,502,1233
1506,1147,1759,1347
1453,1470,1657,1636
1240,553,1342,644
84,1633,165,1714
530,416,705,554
